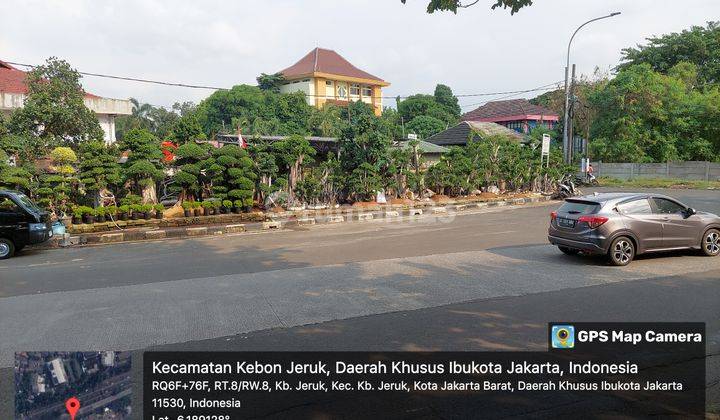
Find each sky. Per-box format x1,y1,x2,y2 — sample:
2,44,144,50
1,0,717,112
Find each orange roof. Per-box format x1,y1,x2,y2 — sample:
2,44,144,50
0,59,99,98
279,48,387,85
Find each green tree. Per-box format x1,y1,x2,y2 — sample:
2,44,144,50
36,147,78,214
9,57,103,152
309,105,346,137
0,148,32,193
588,63,719,162
400,0,533,14
272,134,316,202
173,142,210,201
172,112,206,144
118,128,164,202
619,22,720,86
77,140,121,205
207,145,256,209
256,73,286,93
433,84,461,118
405,115,447,139
397,93,456,126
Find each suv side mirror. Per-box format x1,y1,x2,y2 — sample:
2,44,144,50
685,207,696,217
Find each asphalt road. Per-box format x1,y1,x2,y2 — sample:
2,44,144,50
0,187,718,417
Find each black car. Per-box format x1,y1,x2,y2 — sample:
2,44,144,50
0,190,53,259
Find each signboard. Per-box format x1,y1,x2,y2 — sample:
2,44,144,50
407,133,418,141
541,134,551,156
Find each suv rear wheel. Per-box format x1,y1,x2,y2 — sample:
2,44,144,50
701,229,720,256
608,236,634,266
0,238,15,259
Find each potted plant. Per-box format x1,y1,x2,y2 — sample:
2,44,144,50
130,204,142,220
233,200,243,214
142,204,153,220
72,206,83,225
105,205,117,221
193,201,202,217
118,205,130,221
95,207,106,223
201,201,213,216
211,200,222,215
222,200,233,214
182,201,193,217
154,204,164,219
82,206,96,224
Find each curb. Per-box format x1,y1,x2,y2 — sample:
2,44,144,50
38,195,555,250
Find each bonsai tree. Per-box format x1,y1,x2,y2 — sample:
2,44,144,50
118,128,164,203
78,140,121,206
37,146,78,216
207,145,256,211
173,142,210,202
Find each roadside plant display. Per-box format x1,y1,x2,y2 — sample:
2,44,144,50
154,204,165,219
181,201,193,217
36,147,78,216
207,145,256,211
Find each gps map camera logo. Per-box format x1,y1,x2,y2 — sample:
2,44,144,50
551,325,575,349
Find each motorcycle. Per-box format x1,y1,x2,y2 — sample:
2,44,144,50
574,172,599,187
556,174,582,199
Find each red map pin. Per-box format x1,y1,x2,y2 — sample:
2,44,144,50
65,397,80,420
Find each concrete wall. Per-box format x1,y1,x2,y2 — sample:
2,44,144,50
592,161,720,181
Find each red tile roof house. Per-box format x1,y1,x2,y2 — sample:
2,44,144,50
461,99,558,134
278,48,389,116
0,60,132,144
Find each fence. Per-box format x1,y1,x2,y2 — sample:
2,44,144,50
591,161,720,181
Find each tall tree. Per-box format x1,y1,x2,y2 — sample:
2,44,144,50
433,84,461,118
619,21,720,86
256,73,286,93
9,57,103,152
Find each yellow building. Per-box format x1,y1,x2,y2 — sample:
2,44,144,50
278,48,389,116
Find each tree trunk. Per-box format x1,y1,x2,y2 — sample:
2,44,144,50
141,180,157,204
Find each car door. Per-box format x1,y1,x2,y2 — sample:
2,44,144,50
651,197,698,248
0,196,25,243
616,197,663,251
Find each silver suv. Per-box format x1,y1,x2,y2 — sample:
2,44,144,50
548,193,720,266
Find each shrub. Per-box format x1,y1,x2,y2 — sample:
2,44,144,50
154,204,164,213
118,205,130,214
222,200,233,209
105,205,117,215
181,201,193,210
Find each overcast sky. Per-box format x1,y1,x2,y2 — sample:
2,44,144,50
1,0,717,112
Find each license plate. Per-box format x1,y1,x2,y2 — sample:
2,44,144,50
558,217,575,228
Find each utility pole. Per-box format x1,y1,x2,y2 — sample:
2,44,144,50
568,64,576,164
562,12,621,164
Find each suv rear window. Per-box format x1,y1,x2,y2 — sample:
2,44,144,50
558,200,599,215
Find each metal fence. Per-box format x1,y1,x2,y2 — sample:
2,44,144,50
591,161,720,181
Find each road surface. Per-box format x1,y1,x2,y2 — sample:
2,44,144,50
0,188,718,416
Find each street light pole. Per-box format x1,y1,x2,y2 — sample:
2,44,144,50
562,11,621,164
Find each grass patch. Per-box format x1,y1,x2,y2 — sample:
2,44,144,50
598,177,720,189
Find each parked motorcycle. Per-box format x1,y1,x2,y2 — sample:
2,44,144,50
556,174,582,199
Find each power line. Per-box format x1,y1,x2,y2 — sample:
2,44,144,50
7,60,562,101
459,83,561,109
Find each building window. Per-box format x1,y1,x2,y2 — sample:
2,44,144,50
504,121,525,133
326,80,333,86
337,86,347,98
302,79,310,82
350,84,360,95
362,86,372,97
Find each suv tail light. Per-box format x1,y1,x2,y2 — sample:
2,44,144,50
578,215,608,229
550,211,557,221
